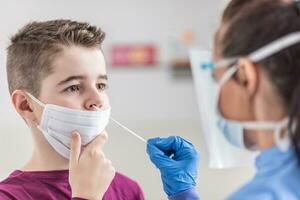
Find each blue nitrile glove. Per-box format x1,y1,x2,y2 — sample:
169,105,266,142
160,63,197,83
146,136,199,196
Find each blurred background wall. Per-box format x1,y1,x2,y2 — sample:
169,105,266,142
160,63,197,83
0,0,254,199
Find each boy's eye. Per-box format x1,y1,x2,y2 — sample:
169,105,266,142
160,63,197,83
65,85,80,93
97,83,108,91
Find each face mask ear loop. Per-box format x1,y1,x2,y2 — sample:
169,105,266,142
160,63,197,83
274,118,291,152
218,65,238,87
25,92,46,108
25,92,47,132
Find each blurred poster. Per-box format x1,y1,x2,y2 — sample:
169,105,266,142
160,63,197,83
110,44,157,67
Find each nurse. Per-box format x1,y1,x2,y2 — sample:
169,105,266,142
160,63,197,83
147,0,300,199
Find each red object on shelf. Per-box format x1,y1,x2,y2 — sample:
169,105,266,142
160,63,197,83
110,44,157,67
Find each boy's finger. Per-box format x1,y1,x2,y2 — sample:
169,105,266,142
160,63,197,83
70,131,81,166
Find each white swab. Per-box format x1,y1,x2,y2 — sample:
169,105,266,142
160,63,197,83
110,117,147,144
91,105,147,144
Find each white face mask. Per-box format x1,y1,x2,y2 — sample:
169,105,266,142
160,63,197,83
26,92,111,159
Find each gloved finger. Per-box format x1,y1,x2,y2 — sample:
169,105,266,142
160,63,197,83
148,136,193,152
148,136,199,161
146,142,175,169
172,145,200,162
147,137,174,156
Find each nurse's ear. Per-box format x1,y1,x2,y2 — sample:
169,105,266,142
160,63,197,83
235,58,259,100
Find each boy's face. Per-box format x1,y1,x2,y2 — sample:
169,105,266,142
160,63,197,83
31,45,110,121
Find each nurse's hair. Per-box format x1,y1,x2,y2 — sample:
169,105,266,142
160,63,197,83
222,0,258,23
219,0,300,162
6,19,106,97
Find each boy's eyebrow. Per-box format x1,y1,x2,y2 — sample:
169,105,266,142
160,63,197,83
98,75,108,80
57,74,108,86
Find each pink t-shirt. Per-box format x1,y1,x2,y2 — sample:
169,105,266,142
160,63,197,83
0,170,144,200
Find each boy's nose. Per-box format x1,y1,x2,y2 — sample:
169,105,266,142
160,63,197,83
85,91,104,110
87,102,102,110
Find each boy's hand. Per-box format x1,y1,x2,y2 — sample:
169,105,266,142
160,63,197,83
69,131,115,200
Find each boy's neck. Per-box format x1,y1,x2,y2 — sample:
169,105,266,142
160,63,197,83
22,149,69,172
21,124,69,172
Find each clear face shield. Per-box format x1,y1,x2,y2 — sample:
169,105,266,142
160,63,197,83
190,32,300,169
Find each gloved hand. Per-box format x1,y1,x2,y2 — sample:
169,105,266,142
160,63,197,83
146,136,199,196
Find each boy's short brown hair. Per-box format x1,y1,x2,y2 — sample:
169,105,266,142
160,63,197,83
6,19,106,97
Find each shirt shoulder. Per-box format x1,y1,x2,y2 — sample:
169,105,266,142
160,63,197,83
114,172,141,188
227,161,300,200
104,172,144,200
0,170,71,200
0,171,32,200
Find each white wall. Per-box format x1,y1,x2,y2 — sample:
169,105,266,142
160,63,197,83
0,0,254,199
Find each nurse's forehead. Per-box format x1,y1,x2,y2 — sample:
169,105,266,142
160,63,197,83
213,24,230,61
213,31,222,61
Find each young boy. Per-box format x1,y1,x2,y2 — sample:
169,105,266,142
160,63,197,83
0,19,144,200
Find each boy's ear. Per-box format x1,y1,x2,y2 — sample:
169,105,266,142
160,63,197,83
11,90,37,122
